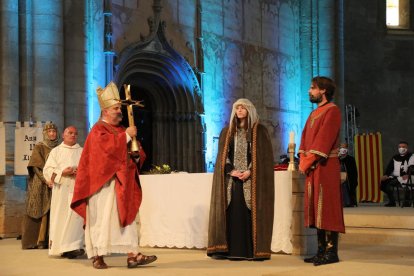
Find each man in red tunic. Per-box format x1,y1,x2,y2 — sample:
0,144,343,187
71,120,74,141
71,82,156,269
298,76,344,266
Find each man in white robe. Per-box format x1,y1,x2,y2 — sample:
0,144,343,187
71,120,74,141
44,126,84,258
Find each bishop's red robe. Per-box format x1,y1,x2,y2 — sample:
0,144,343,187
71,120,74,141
299,102,345,233
71,121,146,227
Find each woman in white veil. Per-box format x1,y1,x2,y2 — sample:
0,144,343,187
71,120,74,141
208,98,275,260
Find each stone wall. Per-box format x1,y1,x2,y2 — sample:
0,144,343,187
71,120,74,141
110,0,313,168
344,0,414,161
0,176,26,238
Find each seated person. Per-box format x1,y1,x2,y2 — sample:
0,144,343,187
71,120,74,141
380,141,414,207
279,151,299,165
279,154,289,164
339,143,358,207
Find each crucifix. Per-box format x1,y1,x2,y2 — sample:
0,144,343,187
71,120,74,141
120,84,144,152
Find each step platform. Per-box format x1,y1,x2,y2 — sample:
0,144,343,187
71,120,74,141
342,205,414,247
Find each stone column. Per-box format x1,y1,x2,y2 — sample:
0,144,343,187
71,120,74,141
103,0,114,83
195,0,206,172
0,0,23,238
299,0,314,127
64,0,88,141
85,0,105,127
32,0,64,130
318,0,336,77
299,0,338,127
335,0,346,138
0,0,19,122
19,0,33,122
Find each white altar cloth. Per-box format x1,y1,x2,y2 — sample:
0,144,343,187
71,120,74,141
139,171,293,253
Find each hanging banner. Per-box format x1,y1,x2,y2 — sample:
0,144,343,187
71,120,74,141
14,122,43,175
354,133,383,203
0,122,5,175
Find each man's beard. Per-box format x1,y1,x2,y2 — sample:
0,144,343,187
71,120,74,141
309,94,322,103
115,113,123,123
109,112,123,124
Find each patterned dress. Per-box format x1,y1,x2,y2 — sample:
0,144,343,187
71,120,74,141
225,128,253,258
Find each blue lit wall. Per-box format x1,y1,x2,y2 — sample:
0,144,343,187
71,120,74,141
203,47,227,171
200,1,305,171
86,0,105,129
85,0,337,171
277,2,302,154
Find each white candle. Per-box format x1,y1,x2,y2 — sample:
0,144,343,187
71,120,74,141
289,131,294,144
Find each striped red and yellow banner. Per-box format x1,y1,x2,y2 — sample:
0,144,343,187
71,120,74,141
354,133,383,203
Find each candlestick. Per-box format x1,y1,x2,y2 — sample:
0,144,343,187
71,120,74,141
289,131,294,144
287,141,296,172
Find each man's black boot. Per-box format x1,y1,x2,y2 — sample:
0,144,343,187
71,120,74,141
314,231,339,266
304,229,325,263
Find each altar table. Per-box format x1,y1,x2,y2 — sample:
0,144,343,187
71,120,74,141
139,171,297,254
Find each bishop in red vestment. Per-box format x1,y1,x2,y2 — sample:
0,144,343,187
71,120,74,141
299,76,344,266
71,81,156,269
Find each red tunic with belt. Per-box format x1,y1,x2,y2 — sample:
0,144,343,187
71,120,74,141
299,102,345,233
71,121,146,227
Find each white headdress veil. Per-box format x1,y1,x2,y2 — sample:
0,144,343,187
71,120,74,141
228,98,259,135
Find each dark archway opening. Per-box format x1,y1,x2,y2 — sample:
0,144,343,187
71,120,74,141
115,24,205,172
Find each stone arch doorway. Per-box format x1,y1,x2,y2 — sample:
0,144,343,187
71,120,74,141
115,24,205,172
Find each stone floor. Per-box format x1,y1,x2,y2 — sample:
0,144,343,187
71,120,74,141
1,237,413,276
2,205,414,275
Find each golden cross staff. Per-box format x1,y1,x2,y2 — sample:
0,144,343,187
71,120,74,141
120,84,144,152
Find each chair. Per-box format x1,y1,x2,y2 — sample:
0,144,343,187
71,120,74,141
392,181,404,207
404,166,414,208
389,177,410,207
385,177,410,207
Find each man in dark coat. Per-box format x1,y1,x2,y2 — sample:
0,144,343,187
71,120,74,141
339,142,358,207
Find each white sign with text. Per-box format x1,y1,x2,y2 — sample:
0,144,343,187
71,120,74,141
14,123,43,175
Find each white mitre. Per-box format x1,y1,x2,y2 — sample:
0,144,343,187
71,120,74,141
96,81,120,110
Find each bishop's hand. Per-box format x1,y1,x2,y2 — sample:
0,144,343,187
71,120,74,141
126,126,137,138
